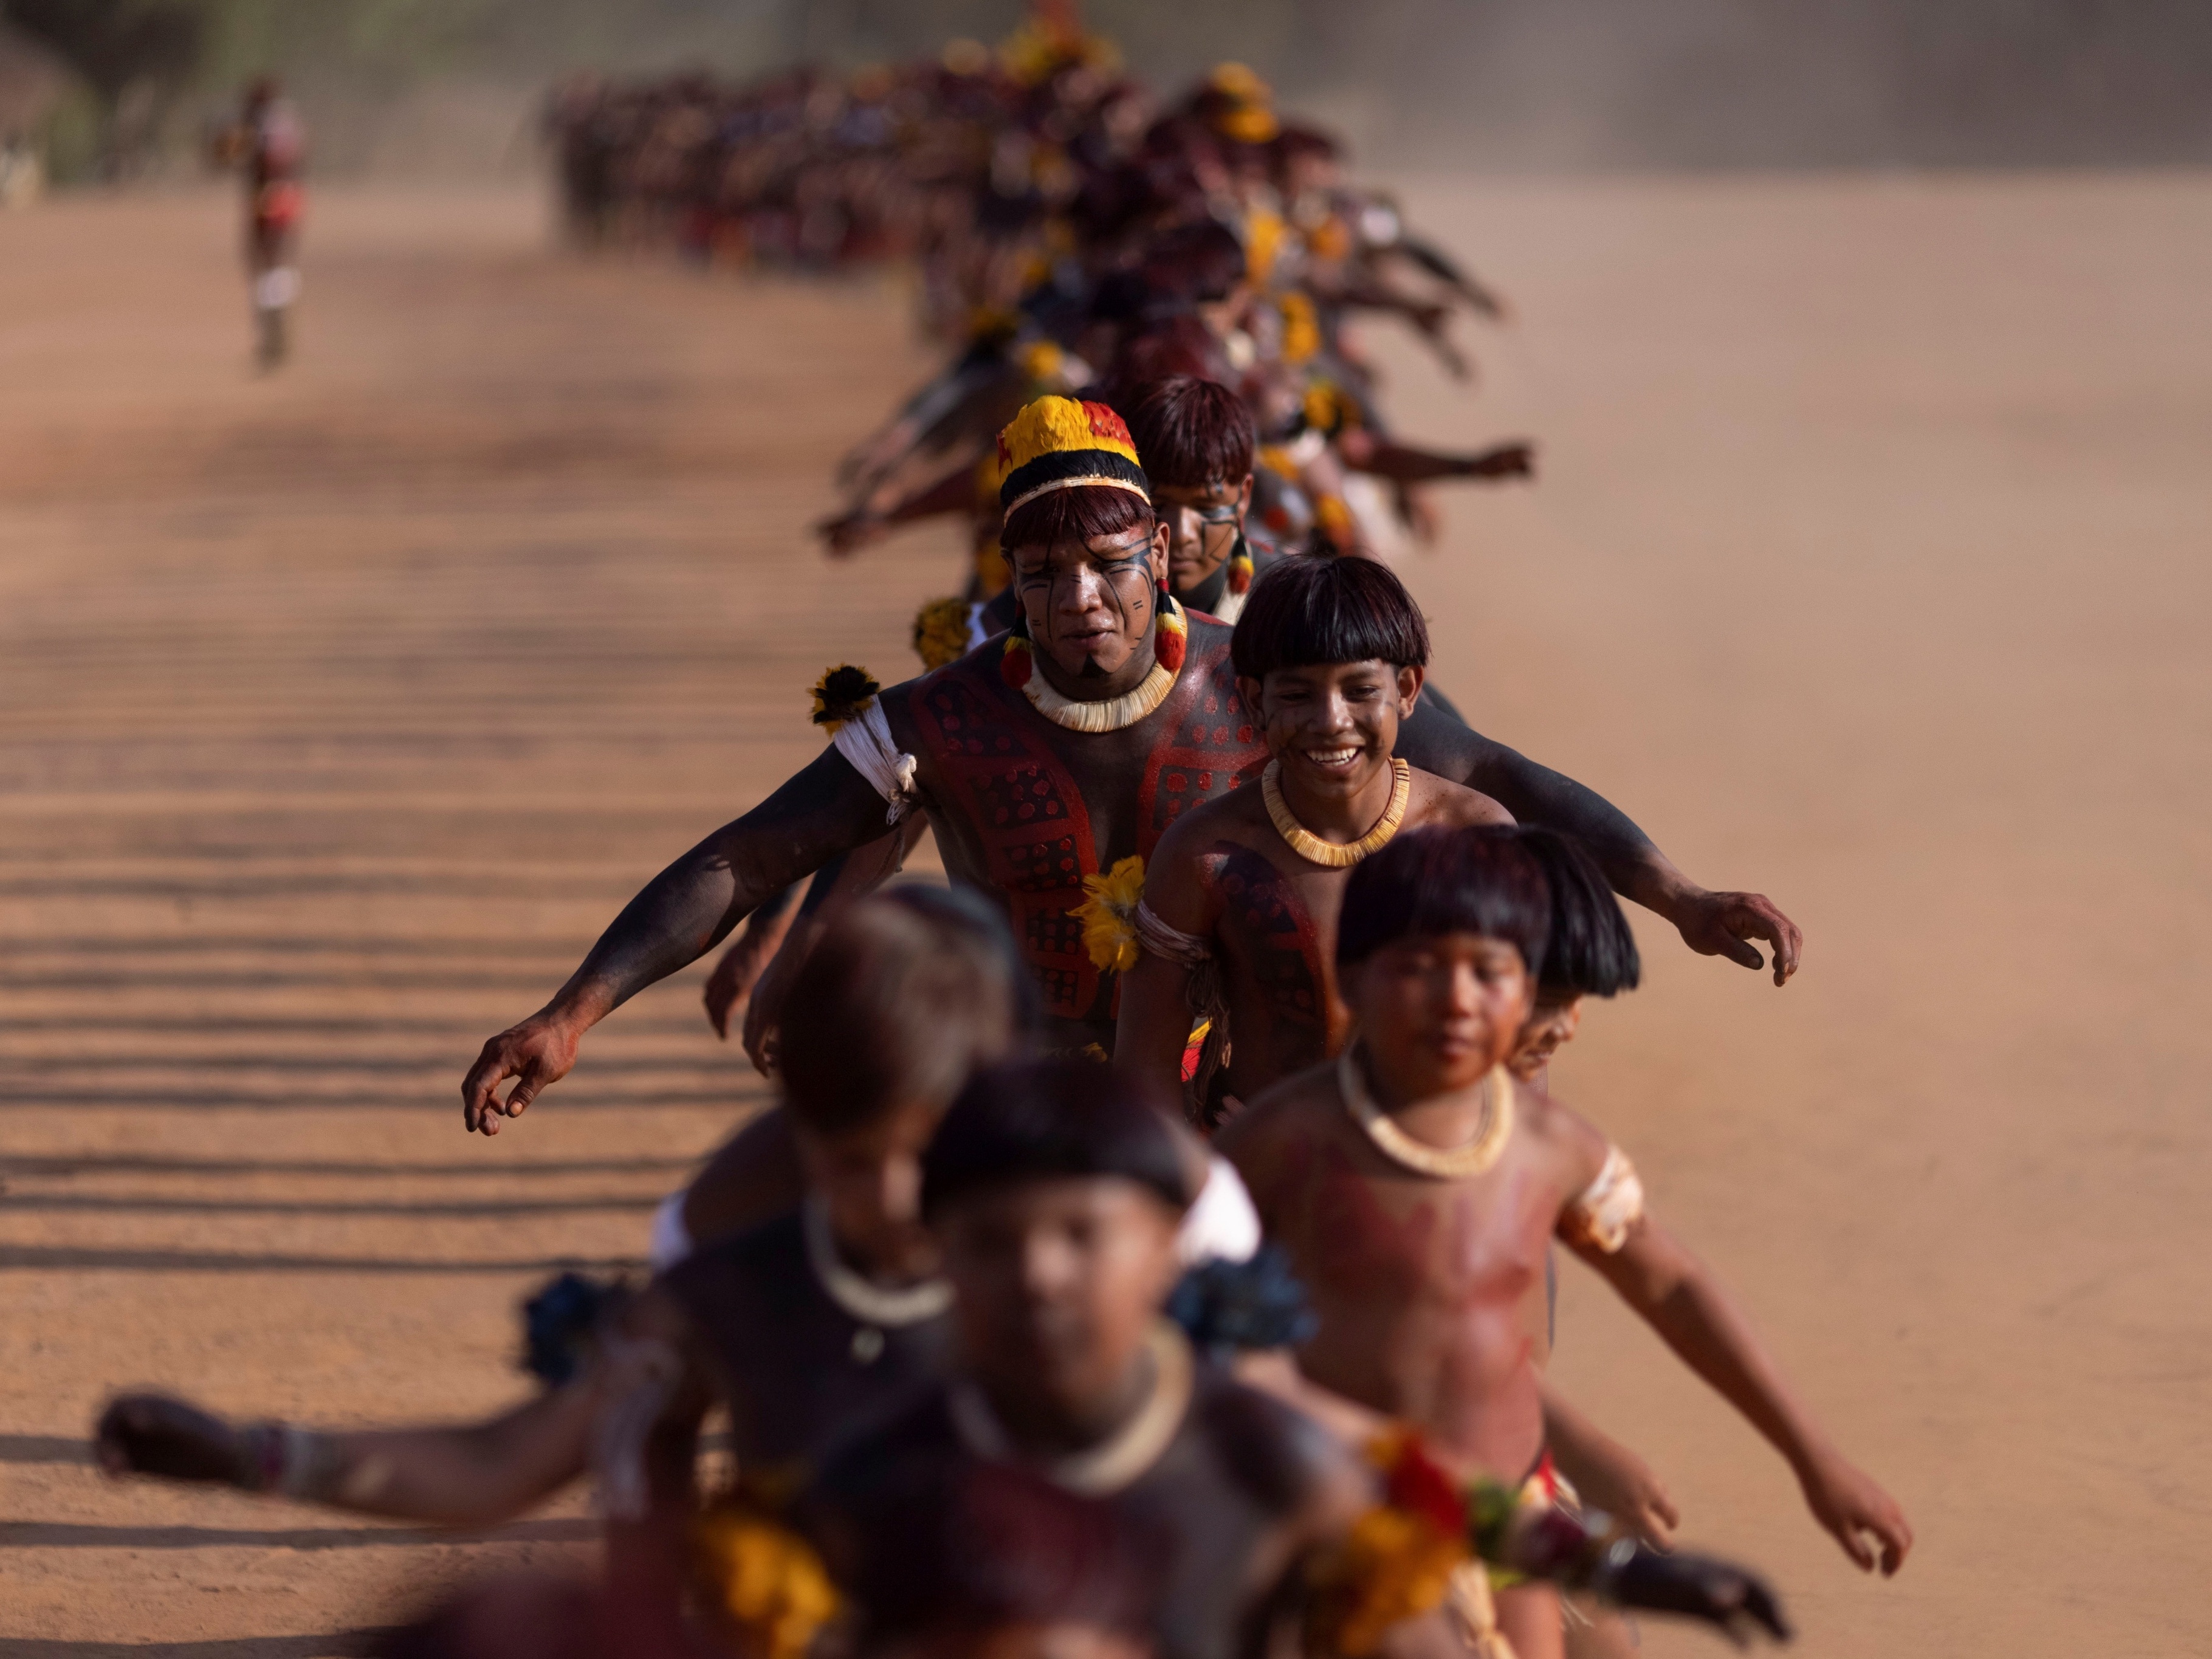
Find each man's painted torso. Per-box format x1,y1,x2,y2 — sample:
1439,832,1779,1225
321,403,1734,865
883,616,1263,1048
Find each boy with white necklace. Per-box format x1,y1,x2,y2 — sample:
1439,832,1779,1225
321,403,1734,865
1220,825,1911,1659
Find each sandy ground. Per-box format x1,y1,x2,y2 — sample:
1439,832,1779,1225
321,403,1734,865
0,173,2205,1657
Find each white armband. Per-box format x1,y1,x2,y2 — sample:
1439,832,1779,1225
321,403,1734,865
831,700,919,825
1133,899,1212,966
646,1189,693,1271
1561,1145,1644,1254
1177,1154,1262,1267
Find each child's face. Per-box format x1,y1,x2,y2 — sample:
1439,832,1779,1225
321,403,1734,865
794,1097,946,1280
1244,660,1423,801
936,1176,1184,1426
1154,475,1251,593
1347,931,1533,1096
1506,995,1583,1082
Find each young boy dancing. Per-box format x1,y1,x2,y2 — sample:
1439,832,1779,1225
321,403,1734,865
1115,554,1510,1120
1219,826,1911,1659
803,1057,1787,1659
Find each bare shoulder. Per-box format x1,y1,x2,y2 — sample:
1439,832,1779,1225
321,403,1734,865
1512,1076,1612,1192
1145,787,1266,921
1218,1059,1342,1183
1153,782,1269,864
1406,766,1514,829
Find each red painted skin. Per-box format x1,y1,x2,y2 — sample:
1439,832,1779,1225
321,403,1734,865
1223,1054,1609,1483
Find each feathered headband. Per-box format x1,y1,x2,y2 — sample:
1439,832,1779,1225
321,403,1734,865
995,396,1152,517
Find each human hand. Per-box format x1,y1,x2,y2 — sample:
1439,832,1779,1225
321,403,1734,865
817,510,884,558
1392,483,1441,546
740,941,798,1078
1610,1545,1791,1644
1412,305,1470,380
1463,442,1534,481
706,904,803,1040
96,1394,247,1486
1672,889,1802,986
1798,1450,1912,1576
462,1012,582,1136
1568,1437,1680,1549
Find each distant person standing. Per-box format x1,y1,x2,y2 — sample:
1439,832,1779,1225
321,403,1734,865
211,78,306,368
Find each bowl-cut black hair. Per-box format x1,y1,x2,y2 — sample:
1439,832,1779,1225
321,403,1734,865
922,1058,1190,1218
1230,554,1431,681
1334,824,1551,978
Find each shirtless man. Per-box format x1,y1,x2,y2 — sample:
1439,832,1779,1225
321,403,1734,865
1220,826,1910,1659
979,375,1280,633
804,1056,1785,1659
1117,554,1508,1118
95,891,1018,1633
464,395,1799,1138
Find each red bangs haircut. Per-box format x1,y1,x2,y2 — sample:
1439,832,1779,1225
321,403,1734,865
1000,485,1154,556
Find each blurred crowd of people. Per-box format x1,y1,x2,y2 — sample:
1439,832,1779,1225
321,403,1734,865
544,0,1533,617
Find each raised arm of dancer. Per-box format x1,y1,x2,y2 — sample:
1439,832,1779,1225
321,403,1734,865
1571,1209,1912,1575
1336,426,1534,484
463,746,891,1133
819,457,975,556
1393,701,1802,984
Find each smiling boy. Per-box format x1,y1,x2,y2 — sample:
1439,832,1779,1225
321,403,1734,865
1116,556,1508,1119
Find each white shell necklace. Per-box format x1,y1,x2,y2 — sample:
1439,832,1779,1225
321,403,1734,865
802,1197,953,1349
1338,1044,1515,1180
947,1321,1193,1495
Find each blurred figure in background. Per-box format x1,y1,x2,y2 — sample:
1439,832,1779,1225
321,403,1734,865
210,77,306,368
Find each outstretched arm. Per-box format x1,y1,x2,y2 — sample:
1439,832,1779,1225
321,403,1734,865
1393,699,1801,984
97,1287,713,1530
462,744,893,1133
96,1386,599,1528
1576,1214,1912,1575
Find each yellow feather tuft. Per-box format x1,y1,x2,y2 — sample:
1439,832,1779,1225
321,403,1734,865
1073,855,1147,975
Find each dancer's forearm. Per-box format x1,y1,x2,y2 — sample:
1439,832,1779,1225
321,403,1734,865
543,747,892,1029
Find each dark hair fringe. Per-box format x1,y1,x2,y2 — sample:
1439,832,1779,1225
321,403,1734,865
778,892,1024,1136
1514,828,1641,1000
922,1058,1189,1218
1231,554,1431,679
1334,825,1551,977
999,484,1153,557
1121,374,1257,490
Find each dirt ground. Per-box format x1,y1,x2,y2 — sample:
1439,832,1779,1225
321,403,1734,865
0,173,2206,1657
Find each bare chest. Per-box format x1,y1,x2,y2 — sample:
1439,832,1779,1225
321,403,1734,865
1278,1130,1558,1313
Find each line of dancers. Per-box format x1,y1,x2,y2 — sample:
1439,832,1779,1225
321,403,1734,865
98,10,1909,1658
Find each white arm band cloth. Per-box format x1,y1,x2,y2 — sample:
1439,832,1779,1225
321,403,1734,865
1177,1154,1263,1266
647,1189,693,1271
1561,1144,1645,1254
832,701,919,825
1134,899,1212,964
